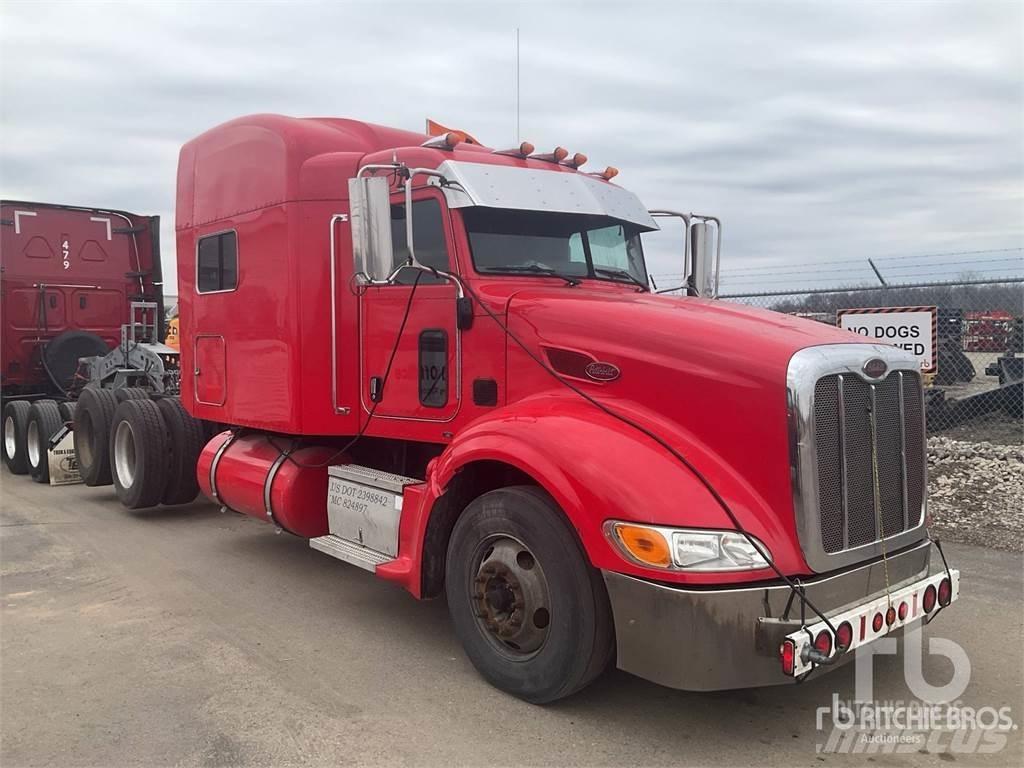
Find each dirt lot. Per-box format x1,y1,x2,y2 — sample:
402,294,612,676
2,469,1023,768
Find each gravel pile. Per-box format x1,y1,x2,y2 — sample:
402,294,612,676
927,436,1023,551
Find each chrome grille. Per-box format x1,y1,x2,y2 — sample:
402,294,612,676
812,370,924,554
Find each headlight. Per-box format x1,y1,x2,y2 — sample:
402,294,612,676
605,521,771,572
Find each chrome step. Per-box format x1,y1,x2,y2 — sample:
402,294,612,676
309,534,392,573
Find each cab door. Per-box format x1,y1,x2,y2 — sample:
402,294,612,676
359,190,461,423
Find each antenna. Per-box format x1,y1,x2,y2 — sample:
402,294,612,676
515,27,520,144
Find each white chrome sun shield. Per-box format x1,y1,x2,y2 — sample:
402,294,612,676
433,160,659,231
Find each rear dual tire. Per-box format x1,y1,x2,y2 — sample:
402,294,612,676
74,387,120,486
2,400,32,474
110,398,168,509
26,400,63,483
156,398,202,505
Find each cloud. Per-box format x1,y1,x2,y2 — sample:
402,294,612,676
2,0,1021,295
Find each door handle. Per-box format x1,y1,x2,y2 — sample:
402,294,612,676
194,366,201,376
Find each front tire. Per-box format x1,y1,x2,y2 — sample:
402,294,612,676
445,486,614,703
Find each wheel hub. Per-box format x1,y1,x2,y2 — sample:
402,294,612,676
472,537,551,655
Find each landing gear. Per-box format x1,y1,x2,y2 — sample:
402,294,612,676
445,486,614,703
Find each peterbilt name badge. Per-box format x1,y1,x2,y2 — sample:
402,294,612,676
863,358,888,379
585,361,620,382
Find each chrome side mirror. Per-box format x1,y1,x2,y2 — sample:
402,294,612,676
690,221,714,298
647,210,720,297
348,176,394,281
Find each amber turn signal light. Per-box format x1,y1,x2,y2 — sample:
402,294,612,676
611,523,671,568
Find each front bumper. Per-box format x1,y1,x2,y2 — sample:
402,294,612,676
602,538,948,691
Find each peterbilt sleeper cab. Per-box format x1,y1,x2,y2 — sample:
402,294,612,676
176,115,959,703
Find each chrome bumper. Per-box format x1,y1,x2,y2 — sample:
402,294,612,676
601,538,932,691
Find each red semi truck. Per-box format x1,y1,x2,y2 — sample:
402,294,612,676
3,115,958,702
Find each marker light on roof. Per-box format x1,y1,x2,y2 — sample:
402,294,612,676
563,152,587,169
529,147,569,163
492,141,535,158
420,131,465,150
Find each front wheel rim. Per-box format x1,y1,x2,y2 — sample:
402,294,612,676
471,535,552,658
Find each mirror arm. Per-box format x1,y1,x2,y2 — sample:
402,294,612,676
351,163,465,300
648,210,693,294
356,163,402,179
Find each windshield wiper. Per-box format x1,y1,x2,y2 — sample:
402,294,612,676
593,267,649,291
479,264,581,286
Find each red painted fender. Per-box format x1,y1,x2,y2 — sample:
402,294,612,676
376,393,811,597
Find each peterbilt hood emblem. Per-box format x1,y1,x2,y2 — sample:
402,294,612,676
863,358,888,379
585,361,620,382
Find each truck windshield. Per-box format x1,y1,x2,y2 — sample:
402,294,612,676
463,208,649,288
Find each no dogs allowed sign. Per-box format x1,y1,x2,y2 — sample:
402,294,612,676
837,306,938,374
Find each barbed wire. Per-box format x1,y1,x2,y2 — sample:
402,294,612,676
655,257,1024,283
703,246,1023,276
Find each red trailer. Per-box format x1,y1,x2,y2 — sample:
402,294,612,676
5,115,959,702
0,201,164,396
1,201,168,481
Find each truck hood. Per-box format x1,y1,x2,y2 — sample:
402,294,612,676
502,286,862,561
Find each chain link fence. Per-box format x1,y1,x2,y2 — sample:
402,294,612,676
647,267,1023,547
711,278,1023,442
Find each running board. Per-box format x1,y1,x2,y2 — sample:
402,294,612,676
310,535,392,573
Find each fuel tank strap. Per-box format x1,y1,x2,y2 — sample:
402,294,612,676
209,431,238,504
264,445,294,531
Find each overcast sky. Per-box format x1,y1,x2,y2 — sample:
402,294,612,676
2,0,1021,295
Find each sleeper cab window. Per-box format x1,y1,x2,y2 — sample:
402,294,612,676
197,231,238,293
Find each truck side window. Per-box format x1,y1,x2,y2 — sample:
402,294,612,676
390,199,449,285
197,231,238,293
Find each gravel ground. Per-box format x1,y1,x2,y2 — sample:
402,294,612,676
928,435,1024,551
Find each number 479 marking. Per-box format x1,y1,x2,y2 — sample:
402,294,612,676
62,239,70,270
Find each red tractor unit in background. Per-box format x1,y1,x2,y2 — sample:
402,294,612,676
1,201,179,482
2,115,959,703
1,201,165,396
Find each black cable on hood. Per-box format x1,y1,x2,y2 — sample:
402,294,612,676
459,279,838,637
